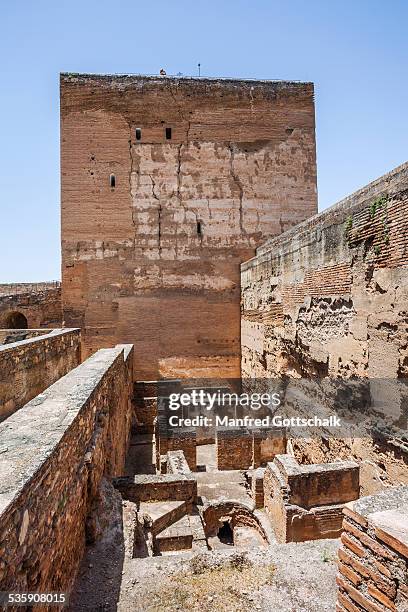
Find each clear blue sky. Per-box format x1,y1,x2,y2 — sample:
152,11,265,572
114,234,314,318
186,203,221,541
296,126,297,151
1,0,407,282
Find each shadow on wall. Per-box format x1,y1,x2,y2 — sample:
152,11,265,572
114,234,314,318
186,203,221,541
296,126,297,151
3,311,28,329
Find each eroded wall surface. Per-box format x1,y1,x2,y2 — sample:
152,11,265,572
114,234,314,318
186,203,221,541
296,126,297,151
0,328,81,421
337,487,408,612
0,344,133,595
61,74,317,379
241,162,408,493
0,286,62,328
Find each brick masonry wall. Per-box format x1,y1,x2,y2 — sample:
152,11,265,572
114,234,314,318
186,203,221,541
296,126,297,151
0,328,81,421
61,74,317,379
0,344,133,597
336,487,408,612
264,455,359,543
241,162,408,494
0,288,62,328
216,427,253,470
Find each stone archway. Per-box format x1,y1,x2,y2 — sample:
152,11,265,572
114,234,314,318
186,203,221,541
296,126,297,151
202,501,269,548
3,311,28,329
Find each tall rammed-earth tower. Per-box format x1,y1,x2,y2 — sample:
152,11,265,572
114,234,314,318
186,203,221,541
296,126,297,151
60,74,317,379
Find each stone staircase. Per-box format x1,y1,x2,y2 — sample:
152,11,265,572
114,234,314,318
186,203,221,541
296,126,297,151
139,501,207,555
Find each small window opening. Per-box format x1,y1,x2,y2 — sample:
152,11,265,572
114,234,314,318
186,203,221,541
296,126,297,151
165,127,172,140
218,521,233,545
197,220,203,237
110,174,116,188
135,128,142,141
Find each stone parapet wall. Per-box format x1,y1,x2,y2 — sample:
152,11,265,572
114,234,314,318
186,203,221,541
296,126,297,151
0,329,48,344
0,328,81,421
0,282,61,296
336,487,408,612
0,343,133,598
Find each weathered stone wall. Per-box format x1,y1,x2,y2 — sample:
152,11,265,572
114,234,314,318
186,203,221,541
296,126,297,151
166,450,192,475
241,162,408,493
264,454,359,543
336,486,408,612
0,344,133,598
0,329,48,344
0,287,62,329
61,74,317,379
0,328,81,421
216,427,253,470
0,281,60,296
133,381,158,434
114,473,197,507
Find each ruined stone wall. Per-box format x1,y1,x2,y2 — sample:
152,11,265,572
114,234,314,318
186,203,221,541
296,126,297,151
61,74,317,379
241,162,408,493
0,344,133,597
337,487,408,612
0,281,60,296
264,455,359,543
114,474,197,506
0,287,62,328
0,328,81,421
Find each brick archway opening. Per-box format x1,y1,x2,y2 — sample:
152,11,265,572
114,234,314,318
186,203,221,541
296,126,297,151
3,311,28,329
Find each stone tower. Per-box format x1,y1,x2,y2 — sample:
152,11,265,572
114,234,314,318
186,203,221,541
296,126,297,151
60,74,317,379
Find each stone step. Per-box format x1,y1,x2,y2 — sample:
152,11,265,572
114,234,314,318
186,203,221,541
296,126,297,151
138,500,188,535
155,515,193,553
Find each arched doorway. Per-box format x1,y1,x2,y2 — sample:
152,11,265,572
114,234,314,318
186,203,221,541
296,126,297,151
4,311,28,329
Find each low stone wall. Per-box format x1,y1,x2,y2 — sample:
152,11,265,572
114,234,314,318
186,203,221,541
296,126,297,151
0,328,81,421
114,474,197,507
264,454,359,542
0,344,133,598
0,281,61,296
0,329,48,344
157,429,197,472
337,486,408,612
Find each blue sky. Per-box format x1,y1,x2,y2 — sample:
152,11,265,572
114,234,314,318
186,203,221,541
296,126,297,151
1,0,407,282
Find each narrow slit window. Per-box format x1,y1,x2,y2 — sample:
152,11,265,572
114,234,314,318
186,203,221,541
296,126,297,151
165,127,172,140
135,128,142,141
197,220,202,236
110,174,116,188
